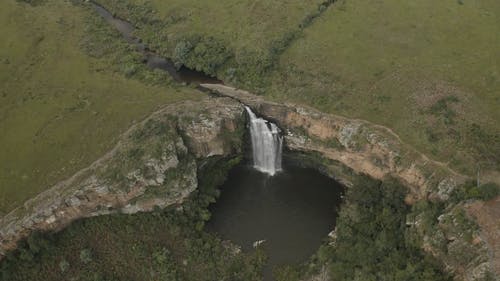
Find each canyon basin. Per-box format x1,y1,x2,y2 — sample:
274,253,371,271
206,161,344,280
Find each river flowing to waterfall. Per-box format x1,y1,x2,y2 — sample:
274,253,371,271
245,106,283,176
92,2,221,85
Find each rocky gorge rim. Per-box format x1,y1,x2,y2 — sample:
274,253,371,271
201,84,469,196
0,86,497,280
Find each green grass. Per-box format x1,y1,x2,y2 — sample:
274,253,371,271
0,0,201,213
267,0,500,176
120,0,324,53
97,0,332,89
94,0,499,179
2,0,498,213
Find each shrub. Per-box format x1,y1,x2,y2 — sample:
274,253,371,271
122,63,138,77
172,36,231,76
269,30,299,59
58,259,70,273
274,265,301,281
79,249,93,264
173,40,193,68
466,182,499,201
427,96,459,125
325,176,452,281
452,182,500,202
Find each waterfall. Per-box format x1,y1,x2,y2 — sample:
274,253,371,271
244,106,283,176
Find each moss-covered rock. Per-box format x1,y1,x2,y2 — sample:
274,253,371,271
0,97,245,258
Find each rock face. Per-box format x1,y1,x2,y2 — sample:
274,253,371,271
0,97,245,259
466,197,500,279
410,203,495,281
201,84,466,199
201,84,497,281
0,84,496,280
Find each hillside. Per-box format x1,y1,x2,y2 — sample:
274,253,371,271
268,0,500,177
0,0,200,214
0,0,498,281
97,0,500,178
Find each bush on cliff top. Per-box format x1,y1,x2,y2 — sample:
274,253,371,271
453,182,500,202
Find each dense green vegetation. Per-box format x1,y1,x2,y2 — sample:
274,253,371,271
452,181,500,202
325,177,450,281
1,158,458,281
273,176,453,281
0,0,201,213
0,156,267,281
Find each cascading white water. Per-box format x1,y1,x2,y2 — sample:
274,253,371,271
244,106,283,176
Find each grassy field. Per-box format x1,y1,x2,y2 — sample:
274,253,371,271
0,0,201,213
133,0,325,52
1,1,496,278
267,0,500,176
96,0,500,178
98,0,331,89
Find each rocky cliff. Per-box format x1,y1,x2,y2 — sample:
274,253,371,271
0,84,496,280
201,84,497,281
0,97,245,259
202,84,466,200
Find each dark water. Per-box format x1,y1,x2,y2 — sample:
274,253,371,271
92,2,222,85
207,163,344,280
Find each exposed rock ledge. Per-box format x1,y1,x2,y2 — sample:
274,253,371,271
0,97,245,259
201,84,467,200
0,84,496,280
201,84,497,281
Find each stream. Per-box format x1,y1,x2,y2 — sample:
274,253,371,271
92,2,222,85
92,3,344,280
